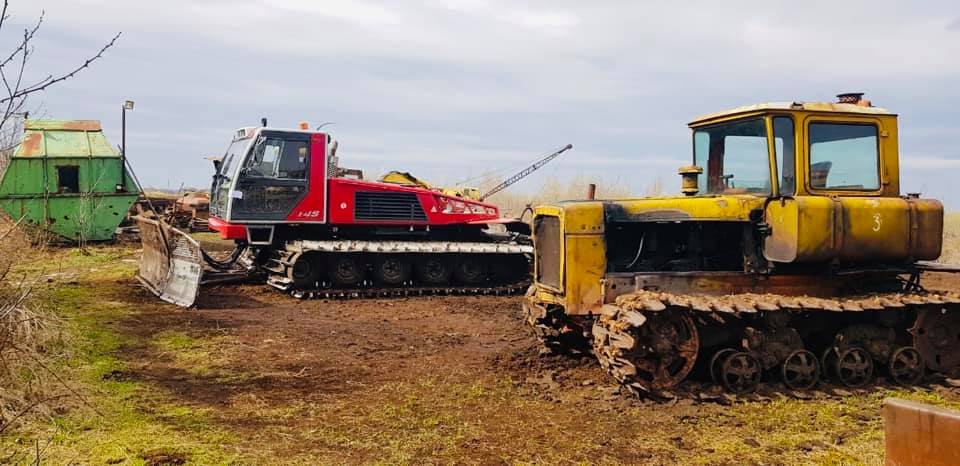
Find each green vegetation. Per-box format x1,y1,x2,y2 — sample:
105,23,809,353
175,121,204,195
1,226,959,464
1,247,237,464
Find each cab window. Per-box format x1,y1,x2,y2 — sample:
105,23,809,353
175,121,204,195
773,117,795,195
277,140,309,179
246,138,309,180
694,118,770,195
809,123,879,190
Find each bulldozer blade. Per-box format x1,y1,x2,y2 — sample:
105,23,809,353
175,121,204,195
134,215,203,307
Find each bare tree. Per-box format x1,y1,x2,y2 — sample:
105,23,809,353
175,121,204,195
0,0,120,169
0,1,119,458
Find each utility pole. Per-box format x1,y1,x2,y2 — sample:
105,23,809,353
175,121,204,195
120,100,135,191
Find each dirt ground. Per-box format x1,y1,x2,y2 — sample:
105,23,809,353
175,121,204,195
67,267,954,465
8,242,960,465
119,285,629,463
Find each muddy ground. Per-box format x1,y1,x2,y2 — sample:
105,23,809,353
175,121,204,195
72,269,958,465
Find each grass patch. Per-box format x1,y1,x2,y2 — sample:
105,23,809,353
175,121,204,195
4,225,960,464
0,245,239,465
941,212,960,263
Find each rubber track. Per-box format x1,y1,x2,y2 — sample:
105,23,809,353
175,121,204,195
285,281,531,300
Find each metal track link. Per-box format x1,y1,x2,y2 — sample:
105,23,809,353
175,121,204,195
587,289,960,397
609,380,960,404
286,281,531,300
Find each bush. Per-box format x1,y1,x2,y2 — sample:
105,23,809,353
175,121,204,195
0,214,63,435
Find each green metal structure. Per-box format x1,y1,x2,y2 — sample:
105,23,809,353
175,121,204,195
0,120,138,241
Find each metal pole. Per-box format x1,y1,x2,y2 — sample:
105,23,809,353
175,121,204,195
120,106,127,191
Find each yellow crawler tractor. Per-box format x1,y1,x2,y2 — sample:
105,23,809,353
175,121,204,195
523,93,960,395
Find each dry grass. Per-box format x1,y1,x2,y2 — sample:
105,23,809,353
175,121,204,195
484,175,651,217
940,213,960,264
0,215,62,433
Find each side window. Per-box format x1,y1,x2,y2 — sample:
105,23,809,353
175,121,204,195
277,140,309,179
246,138,282,177
809,123,879,190
773,117,795,195
57,166,80,193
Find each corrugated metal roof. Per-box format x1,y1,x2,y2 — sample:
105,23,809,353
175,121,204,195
13,119,119,157
689,102,895,126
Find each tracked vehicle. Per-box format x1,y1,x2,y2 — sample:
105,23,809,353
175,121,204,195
523,94,960,395
137,123,569,307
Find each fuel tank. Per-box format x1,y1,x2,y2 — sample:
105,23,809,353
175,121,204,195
763,196,943,264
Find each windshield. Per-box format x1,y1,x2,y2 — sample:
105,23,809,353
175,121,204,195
210,136,252,218
694,118,771,195
220,137,251,179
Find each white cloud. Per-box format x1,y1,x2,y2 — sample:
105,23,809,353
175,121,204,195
506,9,579,29
901,155,960,169
262,0,400,24
14,0,960,208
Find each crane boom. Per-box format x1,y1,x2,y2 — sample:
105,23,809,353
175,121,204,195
480,144,573,200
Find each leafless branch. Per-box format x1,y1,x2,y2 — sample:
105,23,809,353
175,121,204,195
0,214,25,242
0,9,42,70
0,1,9,44
0,394,70,435
8,342,103,416
0,31,121,105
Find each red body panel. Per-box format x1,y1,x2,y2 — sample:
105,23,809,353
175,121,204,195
285,133,328,222
326,178,499,225
209,216,247,240
209,127,503,240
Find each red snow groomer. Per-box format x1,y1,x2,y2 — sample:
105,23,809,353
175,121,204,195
136,121,570,307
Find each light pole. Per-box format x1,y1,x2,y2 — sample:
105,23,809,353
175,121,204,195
120,100,134,191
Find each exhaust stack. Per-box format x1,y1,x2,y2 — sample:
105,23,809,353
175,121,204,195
837,92,872,107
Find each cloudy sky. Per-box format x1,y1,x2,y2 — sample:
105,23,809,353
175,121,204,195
10,0,960,206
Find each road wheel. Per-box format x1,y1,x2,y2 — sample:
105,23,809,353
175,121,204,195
328,254,365,287
835,347,874,388
374,255,411,286
719,351,761,394
888,346,924,386
709,348,737,385
415,257,453,285
454,255,488,285
288,252,321,289
781,349,820,390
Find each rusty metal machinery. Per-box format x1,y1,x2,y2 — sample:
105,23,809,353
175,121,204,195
523,94,960,396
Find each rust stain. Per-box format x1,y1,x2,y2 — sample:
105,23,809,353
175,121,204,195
24,120,101,131
19,132,43,156
58,120,101,131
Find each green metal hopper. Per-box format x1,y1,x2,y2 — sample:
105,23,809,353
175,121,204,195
0,120,139,241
